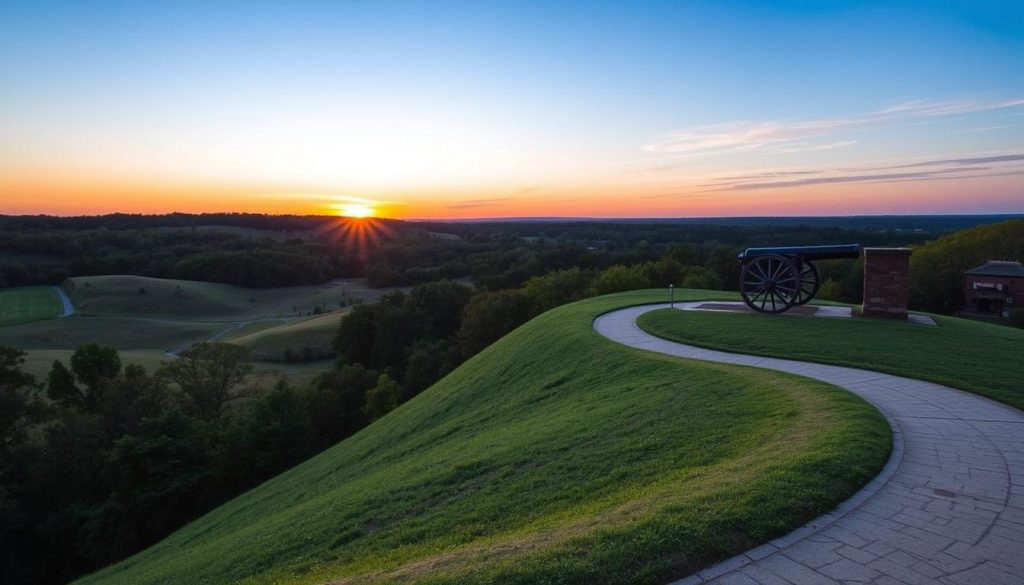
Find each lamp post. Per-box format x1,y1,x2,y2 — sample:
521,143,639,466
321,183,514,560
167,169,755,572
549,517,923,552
669,284,674,308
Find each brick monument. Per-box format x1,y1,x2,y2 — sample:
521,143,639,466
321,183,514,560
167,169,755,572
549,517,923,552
862,247,912,319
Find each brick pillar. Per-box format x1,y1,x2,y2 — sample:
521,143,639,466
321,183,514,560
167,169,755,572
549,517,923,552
862,248,912,319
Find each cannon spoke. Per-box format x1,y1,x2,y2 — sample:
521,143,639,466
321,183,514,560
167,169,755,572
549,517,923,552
793,261,820,306
740,254,798,314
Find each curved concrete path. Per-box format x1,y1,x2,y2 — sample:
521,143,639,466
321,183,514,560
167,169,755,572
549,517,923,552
594,305,1024,585
52,285,75,317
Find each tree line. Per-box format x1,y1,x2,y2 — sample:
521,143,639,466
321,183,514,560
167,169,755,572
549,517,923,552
0,213,933,294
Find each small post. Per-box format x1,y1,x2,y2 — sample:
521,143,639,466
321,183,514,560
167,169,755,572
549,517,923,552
669,284,674,308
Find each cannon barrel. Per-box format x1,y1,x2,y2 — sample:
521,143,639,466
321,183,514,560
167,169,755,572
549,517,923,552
738,244,861,262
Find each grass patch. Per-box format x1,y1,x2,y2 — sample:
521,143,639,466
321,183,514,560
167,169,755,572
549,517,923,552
0,315,223,351
0,286,62,326
78,289,889,585
226,311,347,357
638,307,1024,411
66,275,394,320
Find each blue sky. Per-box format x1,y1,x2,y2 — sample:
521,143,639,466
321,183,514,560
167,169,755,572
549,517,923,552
1,0,1022,216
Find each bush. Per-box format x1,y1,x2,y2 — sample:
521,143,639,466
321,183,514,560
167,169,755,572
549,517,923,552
458,290,532,357
591,264,648,295
1010,308,1024,329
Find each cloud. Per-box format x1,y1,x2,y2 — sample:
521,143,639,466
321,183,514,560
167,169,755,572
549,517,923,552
883,153,1024,169
644,97,1024,155
774,140,858,154
968,124,1021,133
446,198,514,210
716,152,1024,191
694,150,1024,192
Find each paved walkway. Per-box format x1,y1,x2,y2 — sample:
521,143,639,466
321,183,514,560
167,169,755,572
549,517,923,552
593,304,1024,585
52,285,75,317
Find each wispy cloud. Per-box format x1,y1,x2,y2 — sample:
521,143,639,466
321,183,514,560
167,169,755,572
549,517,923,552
644,97,1024,155
711,152,1024,191
774,140,858,154
446,197,514,210
968,124,1021,133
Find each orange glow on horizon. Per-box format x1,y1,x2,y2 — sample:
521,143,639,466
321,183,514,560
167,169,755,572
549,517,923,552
1,167,1022,219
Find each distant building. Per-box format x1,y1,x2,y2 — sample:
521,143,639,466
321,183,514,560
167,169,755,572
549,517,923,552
963,261,1024,317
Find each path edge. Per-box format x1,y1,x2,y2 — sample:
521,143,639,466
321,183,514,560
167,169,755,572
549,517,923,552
591,304,906,585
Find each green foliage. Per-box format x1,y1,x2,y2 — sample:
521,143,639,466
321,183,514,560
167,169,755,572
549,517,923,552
157,342,253,420
403,339,461,396
228,381,315,479
70,344,122,392
0,347,46,451
457,289,532,357
409,280,473,338
1009,308,1024,329
333,281,472,385
47,344,122,412
639,307,1024,410
910,219,1024,313
818,278,844,301
590,264,648,295
306,364,378,447
47,359,79,407
521,267,594,314
680,265,720,289
706,245,741,290
363,373,401,421
665,243,698,265
3,344,392,583
100,411,219,561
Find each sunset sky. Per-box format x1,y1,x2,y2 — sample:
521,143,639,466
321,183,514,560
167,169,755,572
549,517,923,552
1,1,1022,218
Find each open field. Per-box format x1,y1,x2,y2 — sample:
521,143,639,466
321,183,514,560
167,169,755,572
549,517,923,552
0,286,62,326
66,275,392,320
78,289,889,585
0,315,223,350
0,275,392,392
638,308,1024,411
224,311,347,357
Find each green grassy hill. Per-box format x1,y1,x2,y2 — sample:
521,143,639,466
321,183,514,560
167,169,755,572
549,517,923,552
66,275,387,320
638,308,1024,410
225,311,347,358
77,290,889,585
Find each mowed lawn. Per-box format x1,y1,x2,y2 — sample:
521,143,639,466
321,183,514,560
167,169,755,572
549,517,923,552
638,308,1024,411
67,275,396,320
78,290,889,585
0,286,61,326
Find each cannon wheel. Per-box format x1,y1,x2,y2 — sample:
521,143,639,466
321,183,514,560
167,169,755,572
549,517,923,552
740,254,799,313
793,260,820,306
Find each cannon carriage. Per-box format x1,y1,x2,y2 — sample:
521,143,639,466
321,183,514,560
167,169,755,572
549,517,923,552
737,244,861,313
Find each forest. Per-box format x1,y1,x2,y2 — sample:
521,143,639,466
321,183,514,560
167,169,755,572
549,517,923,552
0,211,975,294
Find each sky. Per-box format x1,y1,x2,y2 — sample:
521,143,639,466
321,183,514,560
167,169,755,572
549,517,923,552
1,0,1022,218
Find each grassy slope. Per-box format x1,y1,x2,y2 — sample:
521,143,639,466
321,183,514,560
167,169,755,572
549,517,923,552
225,311,347,355
79,290,890,585
67,275,388,320
0,286,61,326
638,308,1024,411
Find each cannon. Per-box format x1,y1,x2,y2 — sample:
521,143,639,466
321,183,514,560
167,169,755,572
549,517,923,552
737,244,861,313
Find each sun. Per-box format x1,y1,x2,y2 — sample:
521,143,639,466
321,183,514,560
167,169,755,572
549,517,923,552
338,203,374,218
